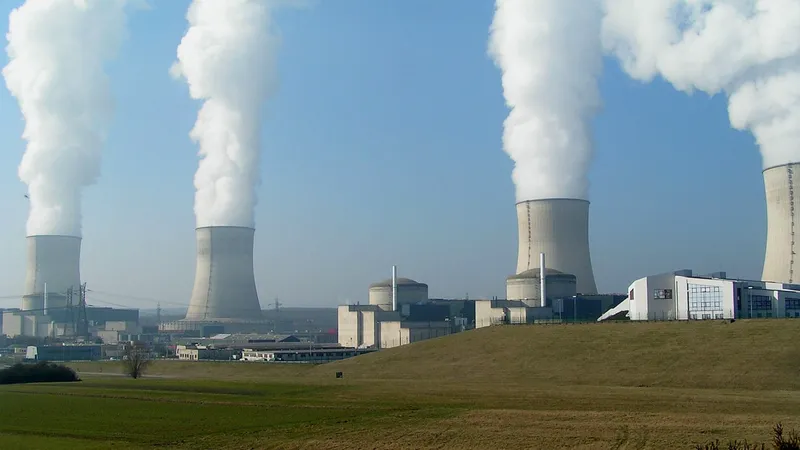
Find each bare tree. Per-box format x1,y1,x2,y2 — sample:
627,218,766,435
122,342,152,379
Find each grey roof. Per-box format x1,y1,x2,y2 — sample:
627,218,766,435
369,277,428,288
506,268,576,280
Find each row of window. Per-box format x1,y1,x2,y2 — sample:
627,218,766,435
751,295,773,310
690,313,725,320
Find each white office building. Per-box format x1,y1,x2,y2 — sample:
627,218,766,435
598,270,800,321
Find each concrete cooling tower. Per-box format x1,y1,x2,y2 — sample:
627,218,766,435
516,199,597,294
184,226,263,321
22,235,81,313
762,163,800,284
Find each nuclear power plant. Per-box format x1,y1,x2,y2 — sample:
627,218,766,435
184,226,263,322
762,163,800,284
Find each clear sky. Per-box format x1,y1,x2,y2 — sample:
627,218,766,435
0,0,766,310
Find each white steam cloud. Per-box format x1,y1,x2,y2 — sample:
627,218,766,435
489,0,604,202
603,0,800,169
171,0,280,229
3,0,129,237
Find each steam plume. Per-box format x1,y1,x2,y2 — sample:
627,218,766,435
171,0,280,228
489,0,604,202
603,0,800,169
3,0,129,237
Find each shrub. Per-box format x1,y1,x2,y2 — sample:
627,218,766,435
122,342,152,379
696,424,800,450
0,362,80,385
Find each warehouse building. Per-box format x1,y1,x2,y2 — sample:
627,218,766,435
25,344,101,362
598,270,800,321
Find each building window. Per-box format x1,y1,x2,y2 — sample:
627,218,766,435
688,284,723,315
629,289,634,300
752,295,772,311
654,289,673,300
785,297,800,310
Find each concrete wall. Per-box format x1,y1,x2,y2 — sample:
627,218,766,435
378,321,450,349
763,163,800,283
506,306,527,324
105,321,138,332
378,321,405,348
23,235,81,312
337,306,360,348
515,199,597,294
360,310,378,348
2,311,52,337
97,330,120,345
185,226,263,321
475,300,506,328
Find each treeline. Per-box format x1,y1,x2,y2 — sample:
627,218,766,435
0,362,80,385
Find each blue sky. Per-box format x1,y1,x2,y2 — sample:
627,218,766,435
0,0,765,310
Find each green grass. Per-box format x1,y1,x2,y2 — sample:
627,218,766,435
2,320,800,448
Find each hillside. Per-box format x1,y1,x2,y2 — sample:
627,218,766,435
318,320,800,390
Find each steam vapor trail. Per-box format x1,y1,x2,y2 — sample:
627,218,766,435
602,0,800,168
489,0,604,202
3,0,129,237
171,0,281,228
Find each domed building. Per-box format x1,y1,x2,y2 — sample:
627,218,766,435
506,268,577,307
368,277,428,311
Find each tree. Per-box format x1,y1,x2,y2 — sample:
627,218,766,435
122,342,152,379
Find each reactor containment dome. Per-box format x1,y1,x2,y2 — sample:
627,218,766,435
763,163,800,284
184,226,263,321
22,235,82,314
506,268,577,308
369,277,428,311
515,199,597,294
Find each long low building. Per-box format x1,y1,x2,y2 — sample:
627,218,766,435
599,270,800,321
241,347,376,363
25,344,101,362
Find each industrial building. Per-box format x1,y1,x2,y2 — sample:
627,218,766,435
763,163,800,284
176,344,236,361
598,270,800,321
25,344,101,362
3,306,139,339
338,268,454,349
240,347,376,363
183,226,264,322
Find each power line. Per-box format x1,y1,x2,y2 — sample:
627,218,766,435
86,289,189,307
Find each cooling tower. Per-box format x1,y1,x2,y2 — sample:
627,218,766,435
516,199,597,294
185,226,263,321
22,235,81,313
762,163,800,283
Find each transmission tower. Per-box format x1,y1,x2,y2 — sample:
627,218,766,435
77,283,89,339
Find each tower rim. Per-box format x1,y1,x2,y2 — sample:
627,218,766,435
763,162,800,173
194,225,255,231
515,198,590,206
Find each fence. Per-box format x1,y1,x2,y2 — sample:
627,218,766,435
472,312,747,329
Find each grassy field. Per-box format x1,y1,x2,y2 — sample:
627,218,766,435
2,320,800,449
